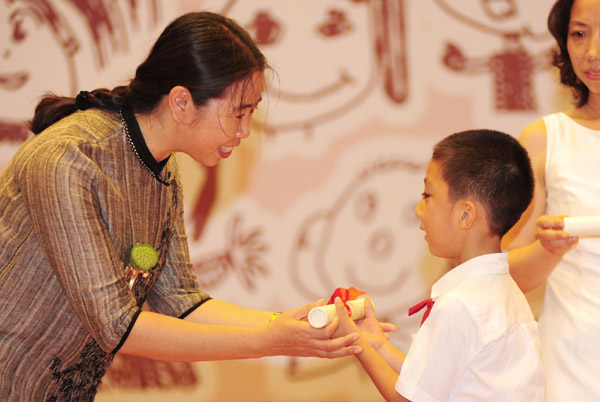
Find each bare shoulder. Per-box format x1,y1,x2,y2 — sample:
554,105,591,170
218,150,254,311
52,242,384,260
518,118,547,155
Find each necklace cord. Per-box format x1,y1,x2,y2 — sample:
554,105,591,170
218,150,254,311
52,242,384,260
119,109,172,186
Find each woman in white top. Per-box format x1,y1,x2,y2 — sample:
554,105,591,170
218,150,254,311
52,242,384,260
503,0,600,400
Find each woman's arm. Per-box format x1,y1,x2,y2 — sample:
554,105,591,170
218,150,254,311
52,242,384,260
119,299,362,361
184,298,272,326
503,119,577,292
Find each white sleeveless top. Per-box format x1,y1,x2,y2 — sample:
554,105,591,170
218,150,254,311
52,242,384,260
541,112,600,401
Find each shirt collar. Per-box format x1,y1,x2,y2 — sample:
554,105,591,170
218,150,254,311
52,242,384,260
431,252,508,298
122,106,170,178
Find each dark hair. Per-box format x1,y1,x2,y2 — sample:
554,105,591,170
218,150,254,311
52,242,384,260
29,11,267,134
432,129,534,237
548,0,587,106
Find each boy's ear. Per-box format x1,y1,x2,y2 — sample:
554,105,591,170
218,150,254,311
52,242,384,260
458,201,476,229
168,86,194,124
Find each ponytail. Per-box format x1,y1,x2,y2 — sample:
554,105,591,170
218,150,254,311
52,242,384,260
28,86,129,134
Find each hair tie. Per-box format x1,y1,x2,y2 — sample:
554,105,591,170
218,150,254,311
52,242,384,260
75,90,92,110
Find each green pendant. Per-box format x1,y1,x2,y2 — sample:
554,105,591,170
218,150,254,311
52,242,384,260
129,243,158,271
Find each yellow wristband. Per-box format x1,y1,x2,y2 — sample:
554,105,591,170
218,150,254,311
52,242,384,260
269,312,282,322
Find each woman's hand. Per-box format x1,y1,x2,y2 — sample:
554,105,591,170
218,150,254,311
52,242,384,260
265,299,361,358
536,215,578,256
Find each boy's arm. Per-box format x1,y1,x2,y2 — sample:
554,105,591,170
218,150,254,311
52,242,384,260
353,337,410,402
351,297,404,372
374,337,407,373
334,298,410,402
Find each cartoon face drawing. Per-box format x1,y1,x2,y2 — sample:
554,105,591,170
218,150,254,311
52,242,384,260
221,0,407,136
1,0,78,124
0,0,160,148
290,159,441,320
321,164,420,296
436,0,554,111
225,0,373,135
434,0,551,35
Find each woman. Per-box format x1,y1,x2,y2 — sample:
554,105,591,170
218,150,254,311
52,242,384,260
0,12,362,401
503,0,600,400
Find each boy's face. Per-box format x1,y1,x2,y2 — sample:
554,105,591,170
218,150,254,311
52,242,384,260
414,159,461,260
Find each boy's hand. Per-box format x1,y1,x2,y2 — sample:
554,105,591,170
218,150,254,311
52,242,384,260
354,296,393,351
333,296,394,352
333,297,360,337
359,298,397,340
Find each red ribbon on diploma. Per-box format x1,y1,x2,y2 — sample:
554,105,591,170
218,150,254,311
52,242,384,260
326,287,366,316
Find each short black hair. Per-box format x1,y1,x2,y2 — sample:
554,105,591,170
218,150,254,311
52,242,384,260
432,129,534,237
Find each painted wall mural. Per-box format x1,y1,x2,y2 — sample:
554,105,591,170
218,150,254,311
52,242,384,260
192,214,269,290
287,136,448,351
221,0,408,138
188,0,410,242
1,0,562,400
436,0,553,111
0,0,162,163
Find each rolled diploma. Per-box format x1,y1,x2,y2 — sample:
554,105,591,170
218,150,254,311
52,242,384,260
308,298,373,328
563,215,600,237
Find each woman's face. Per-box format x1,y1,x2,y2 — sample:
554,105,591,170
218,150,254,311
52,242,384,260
567,0,600,96
182,72,265,167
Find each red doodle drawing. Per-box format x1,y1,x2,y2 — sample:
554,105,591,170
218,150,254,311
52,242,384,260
0,0,159,142
192,215,269,291
100,354,198,390
318,9,353,36
248,10,281,45
188,0,409,241
221,0,407,137
436,0,553,111
289,159,425,316
285,157,431,378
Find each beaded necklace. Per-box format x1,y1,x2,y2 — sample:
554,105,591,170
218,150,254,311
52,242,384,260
119,109,172,186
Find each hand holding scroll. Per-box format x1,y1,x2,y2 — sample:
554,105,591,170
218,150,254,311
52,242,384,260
535,215,579,256
333,296,390,353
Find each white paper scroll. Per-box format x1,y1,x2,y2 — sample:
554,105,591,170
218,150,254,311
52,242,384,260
563,215,600,237
308,298,373,328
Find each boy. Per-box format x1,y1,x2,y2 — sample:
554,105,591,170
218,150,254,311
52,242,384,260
334,129,545,401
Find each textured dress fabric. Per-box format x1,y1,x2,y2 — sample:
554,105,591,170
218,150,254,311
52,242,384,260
0,108,210,401
540,113,600,402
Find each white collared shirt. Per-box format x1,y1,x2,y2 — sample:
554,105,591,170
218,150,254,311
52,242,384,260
396,252,545,402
